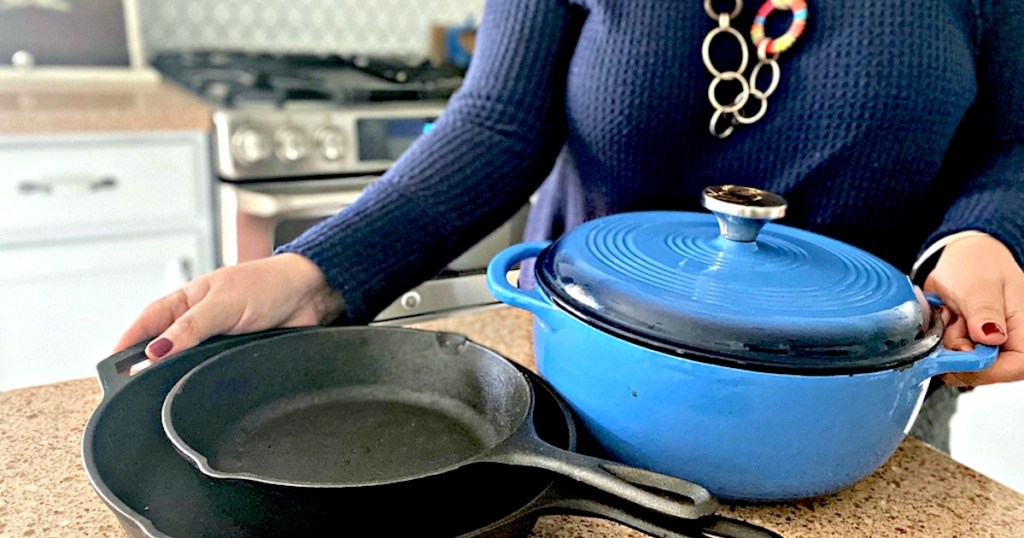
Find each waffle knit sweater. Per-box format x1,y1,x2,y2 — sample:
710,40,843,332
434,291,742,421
278,0,1024,324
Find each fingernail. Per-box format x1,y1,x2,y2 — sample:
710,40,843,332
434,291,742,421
147,337,173,359
982,322,1006,336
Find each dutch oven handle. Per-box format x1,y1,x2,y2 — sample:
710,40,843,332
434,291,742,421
908,293,1000,385
523,478,785,538
486,241,557,320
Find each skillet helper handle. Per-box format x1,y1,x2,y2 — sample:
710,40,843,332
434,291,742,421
95,341,150,397
485,434,719,520
94,329,305,397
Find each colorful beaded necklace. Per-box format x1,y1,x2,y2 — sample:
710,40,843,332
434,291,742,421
702,0,808,138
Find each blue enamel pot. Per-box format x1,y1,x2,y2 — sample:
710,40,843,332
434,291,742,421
486,186,997,502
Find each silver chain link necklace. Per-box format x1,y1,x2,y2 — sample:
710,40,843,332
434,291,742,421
701,0,809,138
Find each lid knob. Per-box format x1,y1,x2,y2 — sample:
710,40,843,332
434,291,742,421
701,185,787,242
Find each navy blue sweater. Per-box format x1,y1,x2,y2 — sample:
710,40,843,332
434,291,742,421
280,0,1024,324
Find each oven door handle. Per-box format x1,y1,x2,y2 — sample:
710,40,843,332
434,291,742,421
234,188,363,218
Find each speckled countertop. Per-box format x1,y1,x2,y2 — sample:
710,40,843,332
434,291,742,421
2,307,1023,537
0,79,210,135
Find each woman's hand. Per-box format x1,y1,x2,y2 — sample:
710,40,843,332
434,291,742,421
113,253,344,361
924,235,1024,387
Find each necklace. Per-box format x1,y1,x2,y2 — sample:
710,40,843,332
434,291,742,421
702,0,808,138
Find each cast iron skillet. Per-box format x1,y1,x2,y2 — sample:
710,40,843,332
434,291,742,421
161,327,713,520
83,328,783,538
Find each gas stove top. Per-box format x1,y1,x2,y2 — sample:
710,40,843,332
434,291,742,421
152,51,464,109
151,51,464,181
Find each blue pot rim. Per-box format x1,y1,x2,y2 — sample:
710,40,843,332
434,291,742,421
533,211,943,374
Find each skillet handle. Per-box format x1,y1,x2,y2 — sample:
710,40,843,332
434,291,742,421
526,478,784,538
482,432,719,521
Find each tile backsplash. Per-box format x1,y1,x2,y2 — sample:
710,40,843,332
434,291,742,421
136,0,485,57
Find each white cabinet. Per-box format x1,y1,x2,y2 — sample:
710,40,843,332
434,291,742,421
0,131,215,391
0,234,201,389
1,139,204,240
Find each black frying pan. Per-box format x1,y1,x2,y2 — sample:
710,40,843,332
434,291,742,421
160,327,714,520
83,329,783,538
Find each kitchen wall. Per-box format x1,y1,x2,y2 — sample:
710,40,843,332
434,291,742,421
135,0,486,57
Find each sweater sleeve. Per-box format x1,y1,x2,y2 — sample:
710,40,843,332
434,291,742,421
276,0,585,323
922,0,1024,265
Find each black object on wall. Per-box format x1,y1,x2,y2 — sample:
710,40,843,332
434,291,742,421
0,0,131,67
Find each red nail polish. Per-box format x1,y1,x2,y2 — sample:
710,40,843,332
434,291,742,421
148,337,173,358
982,322,1005,337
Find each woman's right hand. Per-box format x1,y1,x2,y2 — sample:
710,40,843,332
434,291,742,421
113,253,344,361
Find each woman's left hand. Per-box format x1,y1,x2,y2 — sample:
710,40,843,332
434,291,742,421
924,234,1024,387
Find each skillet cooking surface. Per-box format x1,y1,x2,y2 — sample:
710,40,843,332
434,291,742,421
163,329,531,486
213,388,497,482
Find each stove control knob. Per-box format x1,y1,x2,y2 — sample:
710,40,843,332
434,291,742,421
275,127,310,162
230,127,271,165
400,291,422,310
315,126,346,161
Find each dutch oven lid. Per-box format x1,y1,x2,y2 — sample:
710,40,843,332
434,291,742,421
535,185,941,374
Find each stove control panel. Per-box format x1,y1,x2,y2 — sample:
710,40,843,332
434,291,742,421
213,102,447,181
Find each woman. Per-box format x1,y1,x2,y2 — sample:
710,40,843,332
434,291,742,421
116,0,1023,450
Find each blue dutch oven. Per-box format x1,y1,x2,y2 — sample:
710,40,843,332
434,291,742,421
486,185,997,501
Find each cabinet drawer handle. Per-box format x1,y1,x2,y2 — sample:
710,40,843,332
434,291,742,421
89,177,118,192
17,176,119,196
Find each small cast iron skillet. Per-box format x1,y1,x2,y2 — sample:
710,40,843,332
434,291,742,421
160,327,714,520
83,328,782,538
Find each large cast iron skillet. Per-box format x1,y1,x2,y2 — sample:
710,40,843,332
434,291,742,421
83,328,782,538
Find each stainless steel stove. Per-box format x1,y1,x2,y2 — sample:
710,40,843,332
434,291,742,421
153,51,527,323
153,51,463,180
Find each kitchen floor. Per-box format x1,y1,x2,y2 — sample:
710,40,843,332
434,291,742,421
950,384,1024,494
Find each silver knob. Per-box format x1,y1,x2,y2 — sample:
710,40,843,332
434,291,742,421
11,50,35,69
315,126,346,161
400,291,422,310
275,127,310,162
701,185,787,242
230,126,271,165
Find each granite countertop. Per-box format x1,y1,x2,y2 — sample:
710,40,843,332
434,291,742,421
0,79,210,135
2,307,1023,537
